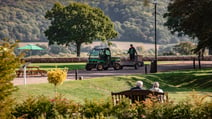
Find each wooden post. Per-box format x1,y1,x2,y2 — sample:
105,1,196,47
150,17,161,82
75,69,78,80
193,58,195,69
145,64,148,74
198,52,201,69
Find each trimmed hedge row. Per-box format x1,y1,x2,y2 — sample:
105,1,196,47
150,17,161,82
23,56,212,63
24,57,88,63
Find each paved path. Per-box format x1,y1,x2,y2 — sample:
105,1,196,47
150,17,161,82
12,61,212,85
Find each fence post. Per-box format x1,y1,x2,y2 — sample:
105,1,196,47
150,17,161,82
145,64,148,74
198,52,201,69
193,58,195,69
75,69,78,80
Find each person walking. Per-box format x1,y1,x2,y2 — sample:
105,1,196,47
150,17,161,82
128,44,137,61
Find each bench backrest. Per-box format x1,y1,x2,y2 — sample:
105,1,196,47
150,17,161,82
111,90,168,105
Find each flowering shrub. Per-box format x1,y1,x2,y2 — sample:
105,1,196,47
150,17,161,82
47,68,67,86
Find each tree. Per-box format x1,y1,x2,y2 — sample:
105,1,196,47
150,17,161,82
45,2,118,57
0,39,23,118
174,41,195,55
164,0,212,53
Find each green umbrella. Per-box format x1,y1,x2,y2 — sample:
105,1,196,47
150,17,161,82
18,44,44,58
18,44,44,50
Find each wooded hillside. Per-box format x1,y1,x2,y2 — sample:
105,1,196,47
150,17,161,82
0,0,190,44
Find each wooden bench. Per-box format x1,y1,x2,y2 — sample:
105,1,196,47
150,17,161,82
111,90,168,105
16,66,47,77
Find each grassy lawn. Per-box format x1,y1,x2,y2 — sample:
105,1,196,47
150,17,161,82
12,68,212,104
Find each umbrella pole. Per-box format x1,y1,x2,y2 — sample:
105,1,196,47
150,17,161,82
24,65,27,86
30,49,32,62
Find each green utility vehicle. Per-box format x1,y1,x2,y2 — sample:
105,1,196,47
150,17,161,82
85,47,144,71
85,47,121,71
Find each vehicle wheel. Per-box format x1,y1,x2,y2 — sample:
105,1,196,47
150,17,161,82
97,64,104,71
85,64,92,71
113,63,121,70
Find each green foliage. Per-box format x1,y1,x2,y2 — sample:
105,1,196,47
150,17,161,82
12,95,82,119
0,0,191,47
0,38,23,118
111,98,134,119
83,99,113,118
174,41,196,55
45,2,118,57
49,44,71,55
12,96,54,119
164,0,212,52
158,45,175,56
159,41,196,56
11,93,212,119
31,44,48,56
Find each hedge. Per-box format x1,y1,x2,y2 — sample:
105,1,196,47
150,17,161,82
23,56,212,63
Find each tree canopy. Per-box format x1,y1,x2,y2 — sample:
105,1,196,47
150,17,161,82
0,0,191,45
164,0,212,53
45,2,118,57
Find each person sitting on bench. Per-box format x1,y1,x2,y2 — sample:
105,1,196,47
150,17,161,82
149,82,163,93
131,81,145,90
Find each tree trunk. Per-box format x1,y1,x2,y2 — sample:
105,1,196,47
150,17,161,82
76,43,81,57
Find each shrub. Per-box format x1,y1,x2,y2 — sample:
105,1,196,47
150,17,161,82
110,98,135,119
12,96,55,119
82,98,114,118
12,95,82,119
47,68,67,86
0,39,23,118
47,68,67,95
11,92,212,119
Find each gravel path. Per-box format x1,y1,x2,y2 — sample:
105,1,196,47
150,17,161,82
12,61,212,86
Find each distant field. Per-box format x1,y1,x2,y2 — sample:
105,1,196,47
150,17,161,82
83,41,162,51
19,41,165,58
19,41,162,51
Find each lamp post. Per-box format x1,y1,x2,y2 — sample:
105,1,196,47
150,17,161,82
152,0,157,73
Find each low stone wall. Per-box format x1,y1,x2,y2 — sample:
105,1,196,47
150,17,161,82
24,56,212,63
